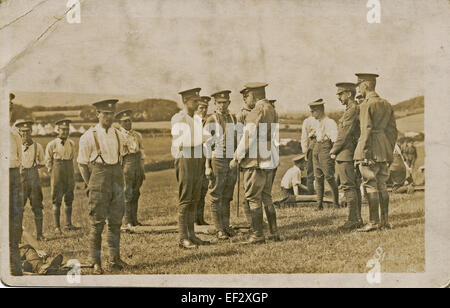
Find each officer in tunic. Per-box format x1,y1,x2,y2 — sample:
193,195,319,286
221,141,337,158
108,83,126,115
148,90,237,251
115,110,146,230
204,90,238,240
330,83,363,230
16,120,46,241
77,99,127,274
194,96,211,225
230,82,280,244
354,73,398,232
45,119,78,234
308,99,340,210
171,88,210,249
9,95,25,275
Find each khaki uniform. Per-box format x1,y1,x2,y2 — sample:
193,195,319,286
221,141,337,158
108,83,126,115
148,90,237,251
331,100,361,222
195,117,210,224
21,141,45,238
235,99,278,237
45,138,76,229
78,124,125,265
354,91,397,225
10,127,24,275
120,127,146,226
204,111,237,232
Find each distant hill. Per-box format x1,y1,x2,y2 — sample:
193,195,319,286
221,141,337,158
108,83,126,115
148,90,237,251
392,96,424,118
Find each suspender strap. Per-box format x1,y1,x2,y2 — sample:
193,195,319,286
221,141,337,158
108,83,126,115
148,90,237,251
92,130,106,164
114,129,121,164
32,142,37,167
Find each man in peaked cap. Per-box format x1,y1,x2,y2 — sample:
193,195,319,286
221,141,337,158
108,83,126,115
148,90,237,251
9,97,24,275
16,120,46,241
230,82,280,243
204,90,238,240
194,96,211,225
77,99,128,274
308,99,340,210
171,88,210,249
45,119,78,234
300,103,318,196
330,83,363,230
115,110,146,231
354,73,397,232
356,94,364,105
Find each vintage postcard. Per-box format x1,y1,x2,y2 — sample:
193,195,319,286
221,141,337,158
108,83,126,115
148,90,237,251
1,0,449,290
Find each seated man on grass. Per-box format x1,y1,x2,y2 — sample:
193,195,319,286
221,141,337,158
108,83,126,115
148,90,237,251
275,154,309,206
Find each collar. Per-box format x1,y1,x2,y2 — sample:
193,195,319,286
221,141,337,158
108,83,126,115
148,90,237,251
120,126,133,134
215,109,230,116
365,91,379,99
256,99,269,107
23,140,33,147
96,123,114,133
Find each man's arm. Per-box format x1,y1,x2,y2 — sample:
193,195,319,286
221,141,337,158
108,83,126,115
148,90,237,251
44,141,54,172
359,103,373,160
36,143,46,168
330,106,358,155
78,163,91,186
300,119,309,154
384,105,398,153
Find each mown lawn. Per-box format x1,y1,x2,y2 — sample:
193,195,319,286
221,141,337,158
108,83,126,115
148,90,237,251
24,151,425,274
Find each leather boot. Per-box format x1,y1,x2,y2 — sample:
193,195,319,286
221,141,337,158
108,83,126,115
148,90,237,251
243,200,253,232
124,201,133,225
106,224,123,270
264,204,281,241
64,203,79,230
307,177,315,195
35,218,45,241
327,176,340,208
222,200,235,237
89,223,104,266
357,192,380,232
356,186,363,226
211,199,224,234
339,190,359,230
379,190,391,229
242,207,266,245
53,205,62,234
315,177,325,211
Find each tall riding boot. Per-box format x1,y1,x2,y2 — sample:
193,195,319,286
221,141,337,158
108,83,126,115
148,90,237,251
65,202,77,229
132,197,141,226
264,204,280,241
89,223,104,266
242,206,265,244
307,177,315,195
243,200,253,232
53,205,61,232
107,224,126,270
340,190,359,230
211,200,224,234
327,177,340,208
356,186,363,224
379,190,391,229
222,199,234,236
357,192,380,232
124,201,133,225
315,177,325,210
35,217,44,241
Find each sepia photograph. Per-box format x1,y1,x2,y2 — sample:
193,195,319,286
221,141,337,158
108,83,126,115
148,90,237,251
0,0,449,289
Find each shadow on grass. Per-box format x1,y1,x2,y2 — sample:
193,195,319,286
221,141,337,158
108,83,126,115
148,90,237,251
390,218,424,229
390,210,424,221
278,214,339,233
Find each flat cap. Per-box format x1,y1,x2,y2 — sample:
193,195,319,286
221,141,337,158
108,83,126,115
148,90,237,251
115,109,133,121
178,88,202,103
211,90,231,101
308,98,324,107
198,96,211,107
336,82,357,94
293,153,306,162
55,119,72,128
93,99,118,112
15,119,34,131
355,73,379,85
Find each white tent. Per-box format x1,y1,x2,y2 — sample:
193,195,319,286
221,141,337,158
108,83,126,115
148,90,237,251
69,124,78,135
37,124,46,136
31,124,39,136
44,123,54,135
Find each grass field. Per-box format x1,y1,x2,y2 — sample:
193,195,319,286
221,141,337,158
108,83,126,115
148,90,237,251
23,144,425,274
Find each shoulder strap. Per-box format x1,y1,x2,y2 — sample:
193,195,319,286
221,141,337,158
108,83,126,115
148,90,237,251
92,130,105,164
114,129,121,164
33,142,37,167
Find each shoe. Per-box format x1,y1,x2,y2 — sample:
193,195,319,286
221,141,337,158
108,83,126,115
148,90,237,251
217,231,229,240
357,223,380,232
267,233,282,241
54,227,63,235
241,235,265,245
379,222,392,230
92,263,103,275
106,258,128,271
64,224,80,231
178,239,198,249
190,236,211,246
338,221,360,231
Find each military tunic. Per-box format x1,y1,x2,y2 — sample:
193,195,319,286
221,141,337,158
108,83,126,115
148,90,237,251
78,124,125,265
45,137,76,228
204,111,237,232
120,127,146,226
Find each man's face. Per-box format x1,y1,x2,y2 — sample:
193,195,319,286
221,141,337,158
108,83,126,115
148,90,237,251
57,127,70,139
215,99,230,113
310,107,323,120
196,105,208,118
97,111,114,127
20,129,32,142
244,91,256,109
357,81,368,97
185,98,199,114
337,91,351,105
121,119,132,131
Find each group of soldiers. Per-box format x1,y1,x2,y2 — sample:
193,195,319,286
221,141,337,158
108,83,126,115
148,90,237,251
8,72,398,276
9,97,146,275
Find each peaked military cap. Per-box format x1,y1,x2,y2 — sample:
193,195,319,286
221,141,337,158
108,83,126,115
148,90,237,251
355,73,379,85
93,99,118,112
198,96,211,107
336,82,357,94
178,88,202,103
243,82,268,91
115,109,133,121
292,153,306,162
10,93,15,101
211,90,231,101
55,119,72,128
15,119,34,131
269,99,276,104
308,98,324,107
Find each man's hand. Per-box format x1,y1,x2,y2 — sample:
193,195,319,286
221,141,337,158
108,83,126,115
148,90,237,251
229,158,238,170
330,154,336,160
205,167,214,181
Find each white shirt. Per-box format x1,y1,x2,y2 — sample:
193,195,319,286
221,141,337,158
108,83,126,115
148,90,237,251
312,116,338,143
171,109,204,157
281,165,303,189
301,116,319,152
77,124,125,165
21,141,45,169
120,127,146,159
10,127,22,168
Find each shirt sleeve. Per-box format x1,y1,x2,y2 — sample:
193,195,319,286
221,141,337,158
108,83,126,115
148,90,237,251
292,168,302,186
44,140,54,169
137,132,145,160
234,105,261,162
77,132,91,165
37,143,45,166
300,119,308,153
328,118,338,143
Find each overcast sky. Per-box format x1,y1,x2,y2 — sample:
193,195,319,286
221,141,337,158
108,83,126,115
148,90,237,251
1,0,428,113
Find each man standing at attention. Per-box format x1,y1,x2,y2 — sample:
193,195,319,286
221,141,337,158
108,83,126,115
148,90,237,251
115,110,146,230
78,99,127,274
354,73,398,232
330,83,363,230
45,119,78,234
